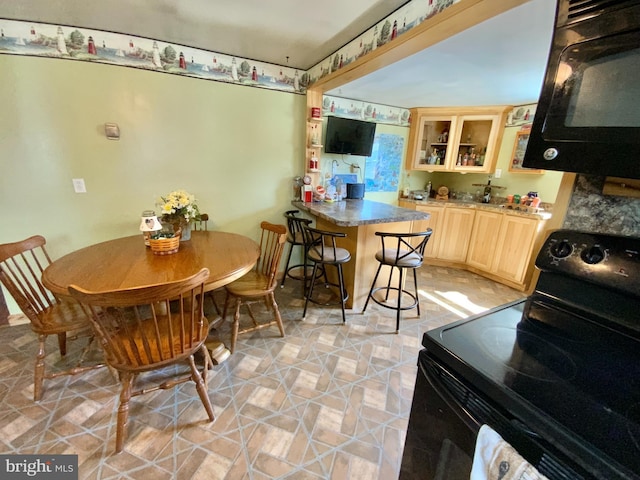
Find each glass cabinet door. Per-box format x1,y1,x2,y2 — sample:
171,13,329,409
452,116,494,170
414,116,454,170
406,107,511,173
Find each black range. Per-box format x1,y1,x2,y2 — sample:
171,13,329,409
400,229,640,480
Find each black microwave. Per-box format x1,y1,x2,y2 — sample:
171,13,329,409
523,0,640,180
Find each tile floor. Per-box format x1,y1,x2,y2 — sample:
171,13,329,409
0,266,523,479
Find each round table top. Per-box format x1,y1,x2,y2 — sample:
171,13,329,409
43,230,260,297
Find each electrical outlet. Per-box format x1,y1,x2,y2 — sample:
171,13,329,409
494,169,502,179
72,178,87,193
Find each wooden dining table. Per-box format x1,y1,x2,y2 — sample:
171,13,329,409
43,230,260,363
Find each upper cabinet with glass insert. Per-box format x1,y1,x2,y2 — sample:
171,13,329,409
406,106,511,173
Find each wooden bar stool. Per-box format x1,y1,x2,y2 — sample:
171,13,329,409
302,226,351,324
362,229,432,332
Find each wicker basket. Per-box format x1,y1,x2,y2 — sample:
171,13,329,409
149,229,181,255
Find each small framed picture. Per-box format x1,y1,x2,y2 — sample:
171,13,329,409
509,127,543,174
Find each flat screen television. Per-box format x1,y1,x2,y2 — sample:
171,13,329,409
324,116,376,157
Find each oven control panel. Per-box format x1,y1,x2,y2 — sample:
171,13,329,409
536,229,639,297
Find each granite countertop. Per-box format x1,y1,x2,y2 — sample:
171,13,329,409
292,199,430,227
400,198,552,220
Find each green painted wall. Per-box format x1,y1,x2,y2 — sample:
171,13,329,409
319,122,410,205
1,55,306,313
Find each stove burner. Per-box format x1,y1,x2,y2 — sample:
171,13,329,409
523,300,597,345
479,327,577,382
626,403,640,453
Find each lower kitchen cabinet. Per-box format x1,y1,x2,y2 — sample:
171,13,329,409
400,200,546,291
436,207,475,262
466,209,542,287
415,204,444,259
491,214,540,284
467,210,502,271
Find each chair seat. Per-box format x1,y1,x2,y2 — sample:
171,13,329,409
287,231,305,245
108,314,209,371
375,249,423,268
33,300,91,335
225,271,274,297
308,246,351,264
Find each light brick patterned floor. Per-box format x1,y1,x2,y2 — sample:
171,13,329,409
0,266,523,479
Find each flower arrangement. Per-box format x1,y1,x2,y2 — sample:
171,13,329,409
157,189,201,226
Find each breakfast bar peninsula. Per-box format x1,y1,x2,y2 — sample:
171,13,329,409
292,199,430,310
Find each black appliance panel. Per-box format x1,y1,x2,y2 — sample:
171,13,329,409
523,0,640,179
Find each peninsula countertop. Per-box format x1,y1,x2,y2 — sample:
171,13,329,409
292,199,430,227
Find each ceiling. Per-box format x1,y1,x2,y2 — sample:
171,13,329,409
0,0,557,108
329,0,558,108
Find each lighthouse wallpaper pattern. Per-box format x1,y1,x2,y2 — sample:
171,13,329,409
0,20,306,94
0,0,459,98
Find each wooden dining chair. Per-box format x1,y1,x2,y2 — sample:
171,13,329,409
192,213,221,315
0,235,105,401
69,268,215,454
222,221,287,353
193,213,209,231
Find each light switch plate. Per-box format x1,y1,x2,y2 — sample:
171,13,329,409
72,178,87,193
494,168,502,178
105,123,120,140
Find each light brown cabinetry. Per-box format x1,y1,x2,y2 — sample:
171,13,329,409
402,202,473,261
306,117,323,173
467,210,502,271
436,207,475,262
402,201,545,291
406,106,511,173
415,204,444,259
305,91,323,181
466,210,542,287
492,214,540,284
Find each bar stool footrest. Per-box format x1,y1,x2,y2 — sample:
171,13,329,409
285,264,314,281
368,286,418,311
307,281,349,307
285,264,324,281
